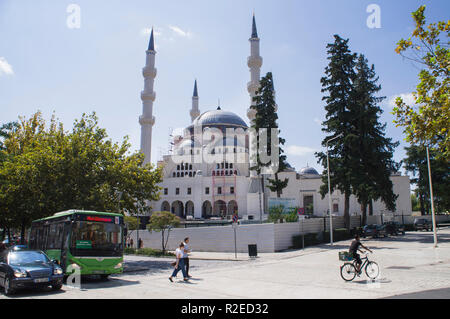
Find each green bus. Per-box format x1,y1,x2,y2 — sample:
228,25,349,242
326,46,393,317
28,210,124,279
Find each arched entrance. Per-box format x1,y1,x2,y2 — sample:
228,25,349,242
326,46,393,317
227,200,238,217
172,201,184,218
213,200,227,218
161,201,170,212
185,201,194,218
202,201,212,218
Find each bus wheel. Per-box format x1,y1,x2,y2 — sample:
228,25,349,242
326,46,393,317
100,274,109,281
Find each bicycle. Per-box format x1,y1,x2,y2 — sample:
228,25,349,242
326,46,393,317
339,251,379,282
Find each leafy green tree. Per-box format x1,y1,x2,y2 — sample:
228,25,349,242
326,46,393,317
411,193,420,212
146,211,180,253
0,112,163,244
393,5,450,160
404,144,450,214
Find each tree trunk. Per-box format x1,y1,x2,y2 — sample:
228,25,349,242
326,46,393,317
275,173,281,198
368,201,373,216
361,202,367,226
259,175,265,221
20,219,26,245
161,229,165,253
419,193,425,215
344,192,350,230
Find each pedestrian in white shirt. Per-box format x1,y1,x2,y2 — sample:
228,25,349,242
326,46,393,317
183,237,192,278
169,242,188,282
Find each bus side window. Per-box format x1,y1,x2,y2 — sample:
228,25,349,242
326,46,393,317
42,225,49,251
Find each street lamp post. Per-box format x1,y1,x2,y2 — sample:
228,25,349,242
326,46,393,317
426,146,438,248
326,133,343,246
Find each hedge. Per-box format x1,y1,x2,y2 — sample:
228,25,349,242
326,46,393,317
124,247,175,257
292,227,359,249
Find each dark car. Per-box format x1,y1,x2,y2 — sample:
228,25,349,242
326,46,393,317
362,224,387,238
0,249,64,295
383,221,405,236
413,218,432,231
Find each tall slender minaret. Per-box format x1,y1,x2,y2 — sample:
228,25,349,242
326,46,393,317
247,14,263,177
190,79,200,122
139,28,157,165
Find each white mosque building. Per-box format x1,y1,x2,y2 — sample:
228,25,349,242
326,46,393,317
138,16,412,221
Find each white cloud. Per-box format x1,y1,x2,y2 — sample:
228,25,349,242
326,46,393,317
286,145,316,157
313,118,321,126
169,25,192,38
0,57,14,76
388,92,416,108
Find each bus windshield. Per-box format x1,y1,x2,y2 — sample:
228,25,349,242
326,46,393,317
70,221,123,257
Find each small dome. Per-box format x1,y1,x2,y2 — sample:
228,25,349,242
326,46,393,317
299,167,319,175
192,109,248,128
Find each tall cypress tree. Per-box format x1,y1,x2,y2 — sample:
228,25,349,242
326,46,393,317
316,35,358,229
317,36,401,228
250,72,289,202
351,54,400,225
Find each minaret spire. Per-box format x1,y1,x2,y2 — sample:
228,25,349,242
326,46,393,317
251,14,258,38
190,79,200,122
246,13,263,177
139,28,157,164
148,27,155,51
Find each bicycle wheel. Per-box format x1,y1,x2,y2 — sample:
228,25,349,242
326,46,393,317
365,261,380,279
340,263,357,281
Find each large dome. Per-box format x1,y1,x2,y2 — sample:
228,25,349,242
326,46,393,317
192,108,248,128
299,166,320,175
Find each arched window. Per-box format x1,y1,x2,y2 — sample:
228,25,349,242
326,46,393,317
177,172,180,177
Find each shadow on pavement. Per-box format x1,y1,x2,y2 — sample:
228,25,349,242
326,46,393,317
384,287,450,299
123,259,173,275
2,286,66,299
66,276,140,290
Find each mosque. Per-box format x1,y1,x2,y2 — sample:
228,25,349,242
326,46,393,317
138,15,412,221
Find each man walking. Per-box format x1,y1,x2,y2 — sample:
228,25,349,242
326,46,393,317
183,237,192,278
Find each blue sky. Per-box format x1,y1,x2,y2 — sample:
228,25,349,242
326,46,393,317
1,0,449,175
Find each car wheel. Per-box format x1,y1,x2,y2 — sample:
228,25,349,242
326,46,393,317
3,277,15,296
52,284,63,291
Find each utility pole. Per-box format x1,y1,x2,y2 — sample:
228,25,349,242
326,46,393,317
426,146,438,248
326,133,343,246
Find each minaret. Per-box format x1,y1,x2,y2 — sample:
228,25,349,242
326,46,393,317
247,14,263,177
139,28,157,165
190,79,200,122
246,14,263,121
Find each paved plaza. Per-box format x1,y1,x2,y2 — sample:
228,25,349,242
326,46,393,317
2,227,450,299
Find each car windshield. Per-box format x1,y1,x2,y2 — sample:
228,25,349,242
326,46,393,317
8,251,49,266
70,221,123,257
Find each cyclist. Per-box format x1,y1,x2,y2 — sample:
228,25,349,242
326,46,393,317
349,234,372,274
